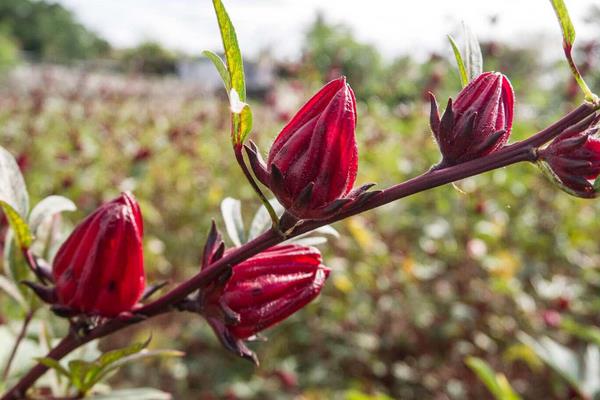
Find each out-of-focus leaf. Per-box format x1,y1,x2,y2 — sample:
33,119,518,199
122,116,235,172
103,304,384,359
37,337,180,395
561,318,600,347
28,195,76,235
582,346,600,396
462,23,483,81
549,0,576,47
212,0,245,101
0,274,27,309
0,146,29,217
447,35,468,87
345,389,394,400
202,50,230,92
95,349,184,384
4,230,32,301
221,197,244,246
519,333,580,390
248,198,284,241
88,388,172,400
466,357,521,400
36,357,70,379
0,201,32,249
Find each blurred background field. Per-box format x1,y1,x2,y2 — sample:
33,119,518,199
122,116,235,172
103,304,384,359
2,1,600,399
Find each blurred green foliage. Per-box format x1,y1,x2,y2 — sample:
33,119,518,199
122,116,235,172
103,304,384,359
119,42,178,76
1,5,600,400
0,0,109,63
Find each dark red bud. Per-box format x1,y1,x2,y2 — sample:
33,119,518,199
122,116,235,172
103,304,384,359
429,72,514,166
202,244,329,362
539,114,600,198
225,244,328,338
52,192,145,317
248,77,358,220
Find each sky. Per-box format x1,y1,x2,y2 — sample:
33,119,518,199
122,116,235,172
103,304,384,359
55,0,599,61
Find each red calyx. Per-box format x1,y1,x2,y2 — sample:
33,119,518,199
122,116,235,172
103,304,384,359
246,77,359,220
52,192,145,317
539,114,600,198
200,244,330,364
429,71,515,166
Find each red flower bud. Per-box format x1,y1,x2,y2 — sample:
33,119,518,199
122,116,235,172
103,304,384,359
246,77,358,220
538,114,600,198
52,192,145,317
202,244,329,363
429,72,514,166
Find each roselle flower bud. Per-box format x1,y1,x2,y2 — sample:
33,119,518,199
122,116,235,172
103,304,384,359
538,115,600,198
52,192,145,317
246,77,358,220
429,72,515,166
201,244,329,363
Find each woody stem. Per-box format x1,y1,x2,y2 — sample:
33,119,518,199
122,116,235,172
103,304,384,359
2,102,597,400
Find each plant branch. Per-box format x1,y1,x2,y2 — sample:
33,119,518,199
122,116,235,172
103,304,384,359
2,102,597,400
2,311,34,382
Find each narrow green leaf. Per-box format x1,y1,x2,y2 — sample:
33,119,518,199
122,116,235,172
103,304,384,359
97,338,149,369
561,318,600,347
81,337,152,391
447,35,468,87
549,0,576,46
36,357,70,379
212,0,245,101
202,50,230,92
462,23,483,81
238,104,253,143
95,349,184,384
466,357,521,400
68,359,93,391
0,201,32,249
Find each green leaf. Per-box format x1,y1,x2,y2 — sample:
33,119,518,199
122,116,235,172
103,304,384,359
447,35,468,88
462,23,483,81
220,197,245,246
0,146,29,217
549,0,576,47
78,338,152,392
202,50,230,92
68,359,93,391
466,357,521,400
561,318,600,347
94,349,184,385
0,201,32,249
212,0,245,102
88,388,172,400
36,357,70,379
28,195,76,235
238,104,253,143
